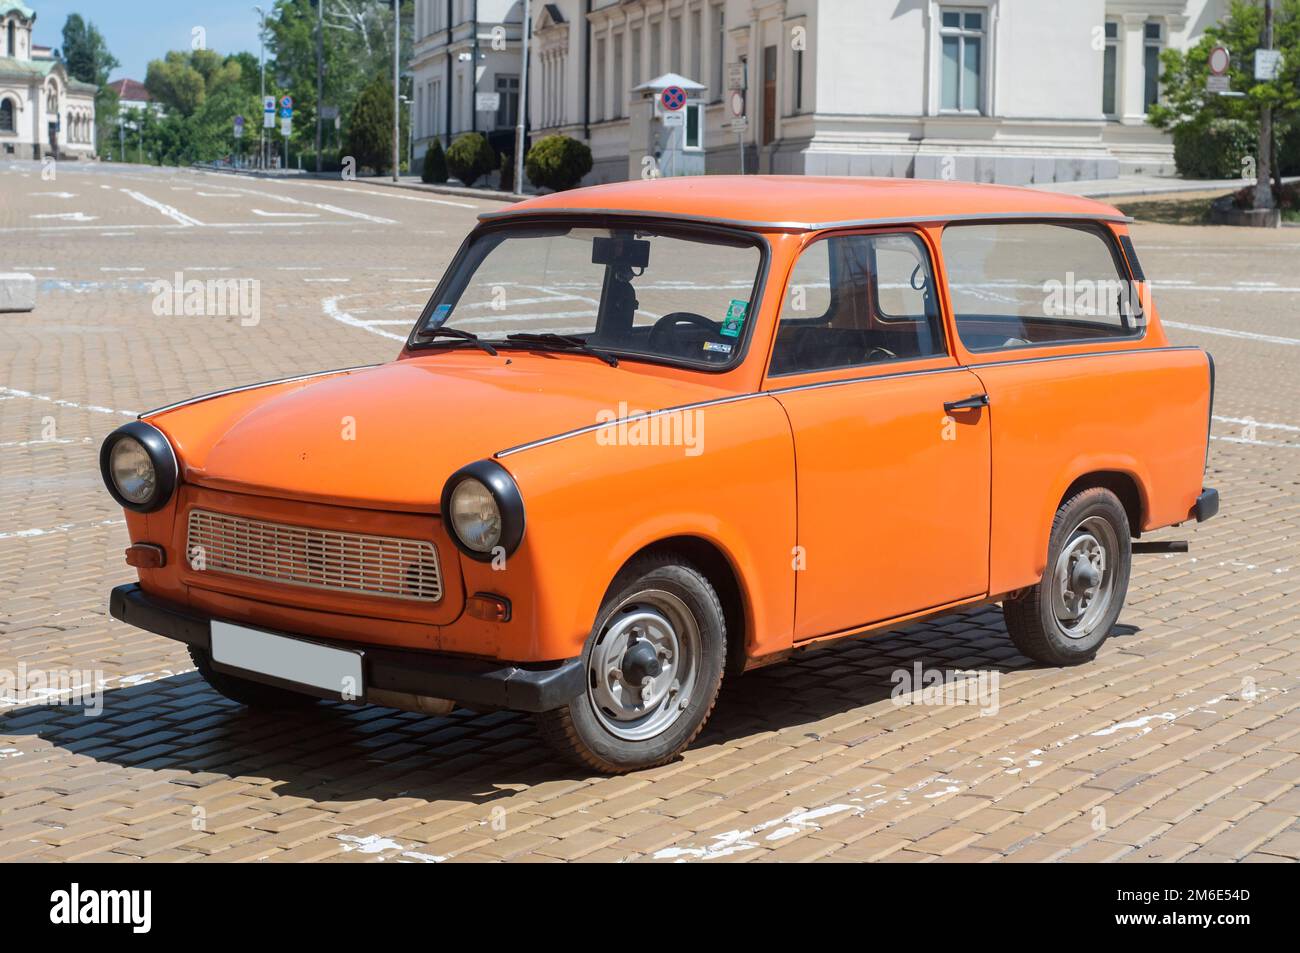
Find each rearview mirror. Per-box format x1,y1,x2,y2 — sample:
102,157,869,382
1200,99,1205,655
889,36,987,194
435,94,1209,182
592,236,650,269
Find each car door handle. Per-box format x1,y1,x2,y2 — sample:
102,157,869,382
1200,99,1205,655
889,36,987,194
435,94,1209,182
943,393,989,413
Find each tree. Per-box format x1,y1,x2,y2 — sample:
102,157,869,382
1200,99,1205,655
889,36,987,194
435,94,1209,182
60,14,118,87
344,74,394,173
1148,0,1300,196
59,14,120,155
525,135,594,191
422,138,448,183
446,133,496,187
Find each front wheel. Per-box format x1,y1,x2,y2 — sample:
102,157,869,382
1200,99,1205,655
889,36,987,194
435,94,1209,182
1003,487,1132,666
535,555,726,774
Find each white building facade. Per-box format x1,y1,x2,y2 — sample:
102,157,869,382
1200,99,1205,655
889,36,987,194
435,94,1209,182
410,0,1227,186
0,2,97,160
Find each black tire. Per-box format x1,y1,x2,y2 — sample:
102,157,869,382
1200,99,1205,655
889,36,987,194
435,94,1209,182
1003,487,1132,666
188,646,320,710
535,555,726,774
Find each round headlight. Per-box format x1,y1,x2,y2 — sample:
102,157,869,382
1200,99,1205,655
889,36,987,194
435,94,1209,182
449,478,502,553
440,460,526,562
109,437,157,505
99,421,178,513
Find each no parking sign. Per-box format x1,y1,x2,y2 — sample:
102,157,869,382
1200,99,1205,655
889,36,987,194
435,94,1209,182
660,86,687,112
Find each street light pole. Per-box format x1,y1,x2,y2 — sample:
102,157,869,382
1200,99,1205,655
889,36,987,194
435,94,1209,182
316,0,324,172
1253,0,1275,211
513,0,530,194
255,6,266,170
392,0,401,182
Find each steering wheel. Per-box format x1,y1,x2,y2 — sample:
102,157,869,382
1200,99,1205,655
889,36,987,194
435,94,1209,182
647,312,719,350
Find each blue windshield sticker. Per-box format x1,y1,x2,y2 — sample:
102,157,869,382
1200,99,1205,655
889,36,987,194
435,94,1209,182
432,303,453,324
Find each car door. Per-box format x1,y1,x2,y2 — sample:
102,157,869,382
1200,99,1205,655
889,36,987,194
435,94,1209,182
767,229,991,641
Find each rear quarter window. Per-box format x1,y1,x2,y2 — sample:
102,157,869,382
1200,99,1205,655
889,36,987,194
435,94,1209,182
941,222,1143,352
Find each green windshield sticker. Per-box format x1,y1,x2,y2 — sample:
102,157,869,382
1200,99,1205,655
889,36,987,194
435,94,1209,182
720,299,748,338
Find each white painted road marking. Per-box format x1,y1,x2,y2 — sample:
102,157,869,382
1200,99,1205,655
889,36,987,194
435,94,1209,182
119,188,203,227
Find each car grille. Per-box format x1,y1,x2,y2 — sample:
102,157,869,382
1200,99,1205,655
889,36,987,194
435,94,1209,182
186,509,442,602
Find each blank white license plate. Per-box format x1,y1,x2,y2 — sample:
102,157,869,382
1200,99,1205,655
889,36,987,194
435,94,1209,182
210,621,363,699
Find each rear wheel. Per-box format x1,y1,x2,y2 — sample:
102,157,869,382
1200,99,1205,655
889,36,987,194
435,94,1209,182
536,555,726,774
1003,487,1131,666
188,645,319,710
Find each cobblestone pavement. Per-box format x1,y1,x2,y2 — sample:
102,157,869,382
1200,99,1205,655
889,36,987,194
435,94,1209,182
0,160,1296,863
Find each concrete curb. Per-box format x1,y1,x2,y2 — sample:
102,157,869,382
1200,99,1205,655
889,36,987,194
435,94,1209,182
195,165,526,204
0,273,36,313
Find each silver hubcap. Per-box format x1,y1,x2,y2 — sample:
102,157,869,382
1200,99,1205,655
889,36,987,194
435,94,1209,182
587,590,699,741
1051,515,1118,639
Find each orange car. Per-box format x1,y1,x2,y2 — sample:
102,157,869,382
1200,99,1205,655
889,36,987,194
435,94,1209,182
102,177,1217,773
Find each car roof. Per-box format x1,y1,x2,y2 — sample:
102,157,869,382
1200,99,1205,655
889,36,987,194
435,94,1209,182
480,176,1129,232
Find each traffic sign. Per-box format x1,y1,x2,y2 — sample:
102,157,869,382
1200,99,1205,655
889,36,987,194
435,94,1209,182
233,115,245,138
281,116,292,136
726,62,746,92
1255,49,1281,81
476,91,501,112
1208,45,1230,76
660,86,687,111
280,95,293,109
280,106,293,119
1207,74,1230,94
728,90,744,118
663,110,685,127
263,96,275,112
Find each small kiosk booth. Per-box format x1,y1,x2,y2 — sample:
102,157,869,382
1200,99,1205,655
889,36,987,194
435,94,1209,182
627,73,707,180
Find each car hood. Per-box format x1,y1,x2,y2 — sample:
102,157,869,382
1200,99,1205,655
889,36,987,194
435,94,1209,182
154,353,732,511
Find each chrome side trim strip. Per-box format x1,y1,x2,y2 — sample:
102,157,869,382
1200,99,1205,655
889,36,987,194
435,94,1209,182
495,392,767,458
494,345,1197,459
476,207,1133,230
138,364,381,419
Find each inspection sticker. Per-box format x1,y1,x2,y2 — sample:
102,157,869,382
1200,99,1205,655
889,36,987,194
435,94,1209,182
703,341,733,354
720,299,748,338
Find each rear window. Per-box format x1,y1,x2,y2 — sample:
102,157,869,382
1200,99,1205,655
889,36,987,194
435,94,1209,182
941,222,1143,351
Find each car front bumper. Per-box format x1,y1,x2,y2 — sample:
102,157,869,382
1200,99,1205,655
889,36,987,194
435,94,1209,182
109,583,585,713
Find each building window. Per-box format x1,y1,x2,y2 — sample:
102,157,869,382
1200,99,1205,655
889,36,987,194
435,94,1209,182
612,32,624,116
1102,21,1118,116
0,98,13,133
495,74,518,130
650,20,662,77
689,9,702,82
670,15,682,75
631,26,642,86
793,47,804,113
684,102,703,151
713,6,725,98
1143,21,1162,112
594,37,606,122
6,21,14,58
939,8,984,113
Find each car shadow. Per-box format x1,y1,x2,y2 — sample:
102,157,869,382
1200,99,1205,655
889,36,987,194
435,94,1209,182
1,604,1132,804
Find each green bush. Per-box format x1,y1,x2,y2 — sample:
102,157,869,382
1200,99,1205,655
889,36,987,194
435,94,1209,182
422,138,448,183
1172,118,1256,179
524,134,593,192
446,132,496,187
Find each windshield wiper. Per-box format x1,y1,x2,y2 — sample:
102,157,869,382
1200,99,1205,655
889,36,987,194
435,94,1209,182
504,333,619,367
414,325,498,356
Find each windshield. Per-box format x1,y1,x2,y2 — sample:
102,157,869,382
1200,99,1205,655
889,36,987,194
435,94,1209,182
411,224,765,367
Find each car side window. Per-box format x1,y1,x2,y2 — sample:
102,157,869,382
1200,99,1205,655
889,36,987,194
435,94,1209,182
942,222,1142,351
769,232,946,376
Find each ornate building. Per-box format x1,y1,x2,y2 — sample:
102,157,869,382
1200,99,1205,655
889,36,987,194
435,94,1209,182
0,2,98,160
409,0,1228,187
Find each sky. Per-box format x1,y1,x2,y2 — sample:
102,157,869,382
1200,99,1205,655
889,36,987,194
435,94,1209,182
28,1,265,83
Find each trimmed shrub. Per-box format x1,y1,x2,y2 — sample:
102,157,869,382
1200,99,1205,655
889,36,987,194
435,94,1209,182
1172,118,1256,179
446,132,496,187
524,134,593,192
344,75,394,174
422,137,448,183
1280,123,1300,178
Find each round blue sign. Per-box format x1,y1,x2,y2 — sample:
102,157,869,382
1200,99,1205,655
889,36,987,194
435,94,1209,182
660,86,687,111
